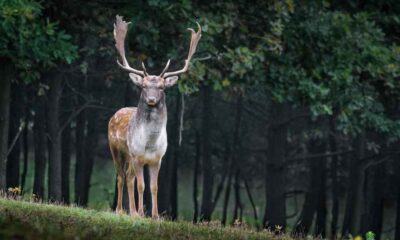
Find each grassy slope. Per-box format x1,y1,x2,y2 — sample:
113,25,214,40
0,198,292,240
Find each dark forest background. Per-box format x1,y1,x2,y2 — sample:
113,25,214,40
1,0,400,239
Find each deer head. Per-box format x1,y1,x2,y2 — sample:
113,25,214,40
113,15,202,106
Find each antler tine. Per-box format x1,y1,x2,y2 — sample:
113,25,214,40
163,22,202,78
159,59,171,77
114,15,145,76
141,62,149,76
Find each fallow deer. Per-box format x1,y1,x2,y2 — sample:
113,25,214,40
108,15,201,218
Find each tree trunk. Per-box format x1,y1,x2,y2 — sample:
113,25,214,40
170,92,181,220
232,169,243,223
329,117,340,238
6,82,23,188
200,85,214,221
74,77,88,206
193,131,200,223
243,176,259,228
361,163,384,239
221,160,233,225
315,154,327,238
60,86,72,204
293,138,323,236
21,114,29,192
47,75,63,202
158,149,172,215
395,154,400,240
263,102,288,230
221,96,243,225
33,94,47,199
342,134,365,236
61,123,71,203
0,60,12,190
75,107,96,206
170,142,178,220
144,165,151,216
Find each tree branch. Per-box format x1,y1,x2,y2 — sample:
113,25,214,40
286,150,354,165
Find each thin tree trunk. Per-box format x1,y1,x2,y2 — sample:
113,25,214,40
243,176,259,228
83,109,96,205
6,82,23,188
211,144,230,214
33,94,47,199
74,102,86,205
232,169,243,223
47,75,63,202
263,102,288,231
315,156,327,238
193,131,200,223
144,165,151,216
395,153,400,240
200,85,214,221
21,114,29,192
61,85,72,204
0,60,12,190
221,96,243,225
170,92,181,220
75,108,96,206
329,117,340,238
61,123,71,203
342,134,365,236
21,85,30,192
293,139,320,236
221,159,233,225
158,149,171,215
361,163,384,239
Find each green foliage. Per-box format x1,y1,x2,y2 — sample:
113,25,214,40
366,231,375,240
119,1,400,137
0,0,78,83
0,198,289,240
266,6,400,136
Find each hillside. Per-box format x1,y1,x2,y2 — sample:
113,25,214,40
0,198,292,240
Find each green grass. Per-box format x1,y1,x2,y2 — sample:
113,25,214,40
0,198,293,240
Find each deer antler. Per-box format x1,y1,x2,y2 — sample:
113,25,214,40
114,15,145,76
162,22,202,78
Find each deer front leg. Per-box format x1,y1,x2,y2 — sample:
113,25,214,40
149,164,160,219
126,163,138,217
133,162,145,216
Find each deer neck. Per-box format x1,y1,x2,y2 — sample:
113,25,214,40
133,92,167,131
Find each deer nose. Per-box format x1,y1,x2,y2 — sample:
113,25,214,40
147,97,156,105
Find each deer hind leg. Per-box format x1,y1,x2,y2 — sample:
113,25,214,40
133,161,145,216
110,147,125,215
149,164,160,219
126,160,138,217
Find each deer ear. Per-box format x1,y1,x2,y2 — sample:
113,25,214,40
165,76,179,88
129,73,143,87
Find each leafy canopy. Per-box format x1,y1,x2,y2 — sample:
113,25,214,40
0,0,78,82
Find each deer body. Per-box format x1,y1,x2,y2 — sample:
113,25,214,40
108,91,167,217
108,103,167,165
109,15,201,218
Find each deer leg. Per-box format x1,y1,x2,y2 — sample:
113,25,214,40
133,162,145,216
116,174,125,215
149,164,160,219
126,163,137,217
111,147,125,215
